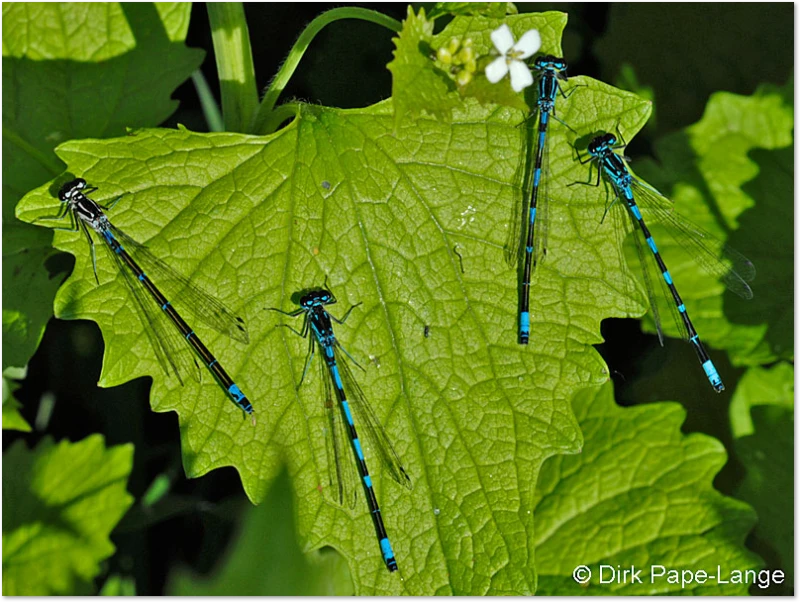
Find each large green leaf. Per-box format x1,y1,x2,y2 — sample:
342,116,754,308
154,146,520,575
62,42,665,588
534,383,761,594
2,435,134,595
633,85,793,366
2,2,203,370
168,470,353,595
14,12,679,593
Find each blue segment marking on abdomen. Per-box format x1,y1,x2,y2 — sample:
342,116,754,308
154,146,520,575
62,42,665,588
353,438,364,461
341,400,354,426
331,362,344,390
228,383,244,402
380,538,395,560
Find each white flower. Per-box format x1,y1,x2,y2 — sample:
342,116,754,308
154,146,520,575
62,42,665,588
485,24,541,92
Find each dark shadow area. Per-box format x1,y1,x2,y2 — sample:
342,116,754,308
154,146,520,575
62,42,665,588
593,4,794,135
727,146,794,359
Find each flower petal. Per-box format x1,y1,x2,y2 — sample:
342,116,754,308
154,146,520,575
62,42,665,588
490,24,515,54
485,56,509,83
513,29,541,59
509,60,534,92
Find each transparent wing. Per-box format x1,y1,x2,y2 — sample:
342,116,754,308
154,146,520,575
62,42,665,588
622,205,689,344
504,110,539,268
503,186,525,268
335,345,412,490
607,200,664,344
319,348,358,509
111,226,250,343
100,234,200,384
630,180,755,299
534,114,552,268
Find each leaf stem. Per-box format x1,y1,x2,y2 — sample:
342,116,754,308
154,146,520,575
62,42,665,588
207,3,259,133
191,70,224,133
260,103,301,136
252,7,402,135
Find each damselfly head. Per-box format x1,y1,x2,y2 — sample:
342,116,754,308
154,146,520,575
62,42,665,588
300,289,335,309
587,133,616,157
58,178,87,201
534,55,567,73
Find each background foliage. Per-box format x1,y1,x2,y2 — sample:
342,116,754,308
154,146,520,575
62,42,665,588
3,2,793,595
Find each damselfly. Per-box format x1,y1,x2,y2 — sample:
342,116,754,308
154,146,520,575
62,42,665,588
41,178,254,419
508,56,577,344
572,132,755,391
270,288,411,572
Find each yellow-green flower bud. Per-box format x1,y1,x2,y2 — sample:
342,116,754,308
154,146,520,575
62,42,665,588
437,46,452,65
456,69,472,87
457,46,475,65
447,37,461,55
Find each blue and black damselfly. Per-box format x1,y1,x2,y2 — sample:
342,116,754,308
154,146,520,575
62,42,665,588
572,132,755,391
40,178,254,420
508,56,577,344
270,288,411,572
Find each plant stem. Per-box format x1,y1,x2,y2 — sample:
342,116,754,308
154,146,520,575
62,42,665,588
260,103,301,136
207,3,259,133
251,7,402,135
191,70,224,133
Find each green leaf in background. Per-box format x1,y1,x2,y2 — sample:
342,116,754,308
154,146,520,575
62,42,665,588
2,2,203,370
15,12,675,591
428,3,517,20
168,469,353,595
633,84,793,366
3,2,202,142
2,366,31,432
533,382,761,595
613,63,656,131
2,435,134,595
729,363,794,587
595,4,793,135
729,362,794,438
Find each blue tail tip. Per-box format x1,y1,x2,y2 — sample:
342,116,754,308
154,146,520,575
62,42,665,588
380,538,397,572
701,360,724,392
519,312,530,344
